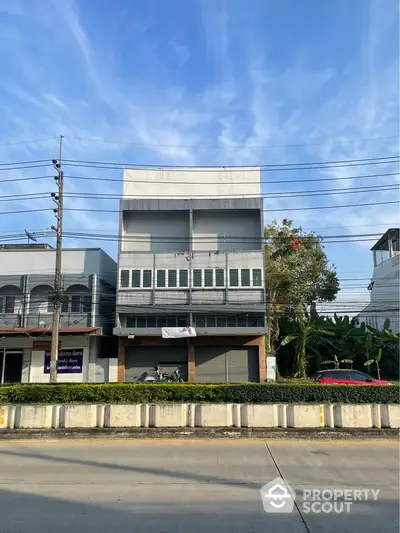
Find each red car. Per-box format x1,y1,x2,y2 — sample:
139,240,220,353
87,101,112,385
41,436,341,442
316,369,391,385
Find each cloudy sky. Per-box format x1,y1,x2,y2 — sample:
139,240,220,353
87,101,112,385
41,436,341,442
0,0,399,314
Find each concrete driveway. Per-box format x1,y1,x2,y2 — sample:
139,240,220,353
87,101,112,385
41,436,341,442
0,439,398,532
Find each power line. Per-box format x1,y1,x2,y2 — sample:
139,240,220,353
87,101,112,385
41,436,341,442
62,170,400,186
62,155,400,172
58,183,399,200
0,137,57,147
0,164,51,171
64,134,400,150
48,199,398,214
0,159,51,167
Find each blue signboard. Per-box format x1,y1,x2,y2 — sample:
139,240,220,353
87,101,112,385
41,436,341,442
44,349,83,374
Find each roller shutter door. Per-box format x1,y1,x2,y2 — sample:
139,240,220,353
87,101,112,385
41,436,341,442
195,346,259,382
227,348,259,382
195,346,227,382
125,347,188,382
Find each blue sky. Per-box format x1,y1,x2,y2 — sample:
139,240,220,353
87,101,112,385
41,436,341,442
0,0,399,314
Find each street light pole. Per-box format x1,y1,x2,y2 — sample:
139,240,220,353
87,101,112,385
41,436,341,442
49,135,64,383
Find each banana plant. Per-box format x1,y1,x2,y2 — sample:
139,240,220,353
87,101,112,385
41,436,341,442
321,354,353,369
364,348,383,380
280,316,335,378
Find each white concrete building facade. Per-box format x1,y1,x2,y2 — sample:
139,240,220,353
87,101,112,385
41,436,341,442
114,167,267,383
358,229,400,332
0,244,118,383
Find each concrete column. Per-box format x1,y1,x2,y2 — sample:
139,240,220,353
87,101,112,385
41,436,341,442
258,336,267,382
188,341,195,382
118,338,126,382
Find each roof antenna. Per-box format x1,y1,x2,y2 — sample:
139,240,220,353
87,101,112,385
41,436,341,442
25,230,37,244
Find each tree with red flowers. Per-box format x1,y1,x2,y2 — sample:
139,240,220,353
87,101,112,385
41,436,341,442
264,218,339,370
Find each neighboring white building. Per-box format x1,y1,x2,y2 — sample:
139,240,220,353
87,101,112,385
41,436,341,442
358,229,400,332
0,244,118,383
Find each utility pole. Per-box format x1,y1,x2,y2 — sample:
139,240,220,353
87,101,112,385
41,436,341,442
49,135,64,383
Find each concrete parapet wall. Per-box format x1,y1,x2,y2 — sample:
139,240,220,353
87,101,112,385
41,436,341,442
0,403,398,429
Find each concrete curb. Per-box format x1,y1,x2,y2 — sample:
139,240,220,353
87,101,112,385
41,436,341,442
0,427,398,440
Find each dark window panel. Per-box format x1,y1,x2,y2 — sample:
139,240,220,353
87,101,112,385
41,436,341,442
82,295,91,313
204,269,213,287
143,270,152,288
229,269,239,287
215,269,225,287
195,315,206,327
168,270,177,288
131,270,141,288
252,269,262,287
157,270,166,288
137,316,146,328
71,295,81,313
216,315,226,327
206,315,216,327
120,270,129,288
241,269,251,287
193,269,202,287
179,269,188,287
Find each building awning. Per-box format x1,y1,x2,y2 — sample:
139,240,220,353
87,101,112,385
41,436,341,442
0,326,102,337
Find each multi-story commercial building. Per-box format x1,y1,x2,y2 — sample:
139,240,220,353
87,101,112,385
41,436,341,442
358,228,400,332
114,167,267,382
0,244,117,383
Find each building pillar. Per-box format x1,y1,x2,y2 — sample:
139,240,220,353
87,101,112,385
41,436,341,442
258,336,267,382
118,338,126,382
188,341,195,382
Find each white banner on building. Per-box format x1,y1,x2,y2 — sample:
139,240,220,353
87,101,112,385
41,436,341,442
161,326,197,339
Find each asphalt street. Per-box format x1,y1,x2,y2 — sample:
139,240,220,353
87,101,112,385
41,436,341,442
0,439,398,533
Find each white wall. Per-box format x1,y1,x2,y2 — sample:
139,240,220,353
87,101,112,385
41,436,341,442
29,336,90,383
358,252,400,332
192,211,260,251
123,211,189,252
0,248,115,278
123,167,261,198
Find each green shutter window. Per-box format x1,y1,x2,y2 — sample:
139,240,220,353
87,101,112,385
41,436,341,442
215,269,225,287
156,270,166,288
131,270,141,288
241,269,250,287
193,269,202,287
143,270,152,288
252,269,262,287
229,269,239,287
120,270,129,288
204,269,213,287
168,269,177,287
179,269,188,287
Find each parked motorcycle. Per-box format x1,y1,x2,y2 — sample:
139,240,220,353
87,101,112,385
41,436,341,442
136,364,184,383
171,365,184,382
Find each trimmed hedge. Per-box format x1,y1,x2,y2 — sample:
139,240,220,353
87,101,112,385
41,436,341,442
0,383,398,404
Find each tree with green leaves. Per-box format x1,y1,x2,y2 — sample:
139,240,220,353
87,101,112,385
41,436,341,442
264,218,339,361
280,314,335,378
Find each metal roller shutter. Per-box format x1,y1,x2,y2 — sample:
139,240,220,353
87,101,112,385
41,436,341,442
227,347,259,382
125,347,188,382
195,346,227,382
195,346,259,383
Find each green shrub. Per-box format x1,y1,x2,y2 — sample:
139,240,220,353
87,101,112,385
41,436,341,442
0,382,397,404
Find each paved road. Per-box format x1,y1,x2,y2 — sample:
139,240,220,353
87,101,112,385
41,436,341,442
0,439,398,532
